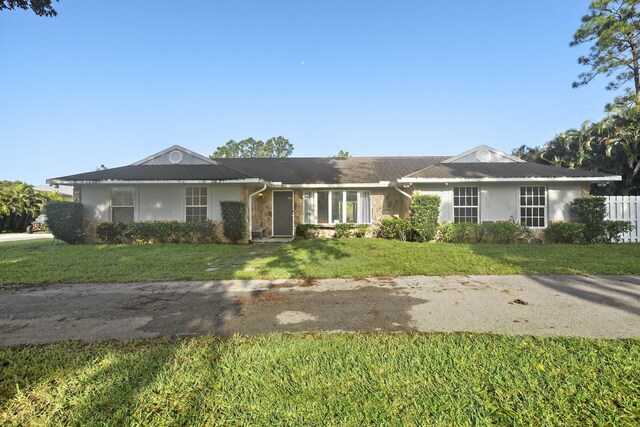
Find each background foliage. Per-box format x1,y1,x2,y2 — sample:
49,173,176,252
211,137,293,158
0,181,62,232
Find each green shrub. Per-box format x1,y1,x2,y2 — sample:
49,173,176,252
220,201,246,243
295,223,318,239
545,222,586,244
44,201,84,244
378,218,413,241
126,221,217,244
570,196,633,243
352,224,369,238
605,220,635,243
410,194,441,242
334,223,352,239
481,221,529,244
96,222,129,244
440,222,484,243
570,196,608,243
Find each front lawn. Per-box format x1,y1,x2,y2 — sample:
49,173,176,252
1,238,639,285
1,333,638,426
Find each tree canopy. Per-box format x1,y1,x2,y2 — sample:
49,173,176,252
0,0,59,16
571,0,640,102
333,150,351,158
210,136,293,158
512,105,640,195
0,181,62,232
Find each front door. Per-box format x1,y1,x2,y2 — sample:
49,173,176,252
273,191,294,236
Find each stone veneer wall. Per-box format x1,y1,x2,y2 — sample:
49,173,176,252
245,186,409,237
371,188,409,221
243,187,304,237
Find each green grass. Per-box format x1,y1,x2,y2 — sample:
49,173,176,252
1,238,639,285
1,333,638,426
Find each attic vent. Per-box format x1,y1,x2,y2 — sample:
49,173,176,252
476,148,491,162
169,150,184,164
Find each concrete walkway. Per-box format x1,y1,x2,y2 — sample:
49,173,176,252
1,275,639,346
0,233,53,242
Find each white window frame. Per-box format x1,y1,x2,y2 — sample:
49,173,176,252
519,185,547,228
303,190,371,225
185,186,208,222
110,187,135,223
453,186,480,223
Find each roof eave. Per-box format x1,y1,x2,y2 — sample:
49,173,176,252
397,176,622,183
46,178,262,185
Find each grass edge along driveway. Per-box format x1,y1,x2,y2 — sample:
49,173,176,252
1,238,639,285
1,333,638,426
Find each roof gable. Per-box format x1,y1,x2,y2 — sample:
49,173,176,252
442,145,525,164
133,145,218,166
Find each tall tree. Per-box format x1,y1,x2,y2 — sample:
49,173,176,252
333,150,351,158
0,0,59,16
210,136,293,158
571,0,640,102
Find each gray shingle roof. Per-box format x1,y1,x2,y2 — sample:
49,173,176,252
215,157,449,184
405,162,614,179
49,156,617,184
50,164,255,182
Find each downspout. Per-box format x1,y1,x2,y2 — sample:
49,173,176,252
248,181,268,241
393,182,412,218
393,182,412,200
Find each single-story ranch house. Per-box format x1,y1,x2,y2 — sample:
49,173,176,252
48,145,620,239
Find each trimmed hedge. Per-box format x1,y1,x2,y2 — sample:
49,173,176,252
96,222,129,244
378,218,413,241
481,221,529,244
410,194,440,242
44,201,84,244
441,222,483,243
295,223,318,239
334,223,352,239
127,221,216,244
93,221,217,244
220,201,246,243
439,221,530,244
545,222,586,244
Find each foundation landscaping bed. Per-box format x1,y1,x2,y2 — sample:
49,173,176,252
1,238,639,285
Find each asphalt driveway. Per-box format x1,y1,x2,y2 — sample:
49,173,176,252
1,275,639,346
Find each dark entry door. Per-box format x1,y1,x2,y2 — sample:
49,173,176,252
273,191,293,236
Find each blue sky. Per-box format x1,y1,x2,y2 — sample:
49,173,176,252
0,0,619,184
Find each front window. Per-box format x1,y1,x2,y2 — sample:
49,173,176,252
111,187,134,223
453,186,479,223
186,186,208,222
520,186,546,227
303,190,371,224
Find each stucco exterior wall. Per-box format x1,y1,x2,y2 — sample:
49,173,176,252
548,182,582,222
80,184,111,222
79,183,243,223
416,181,584,225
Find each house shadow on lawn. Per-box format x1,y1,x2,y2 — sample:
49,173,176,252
468,244,640,317
0,338,230,425
228,239,351,279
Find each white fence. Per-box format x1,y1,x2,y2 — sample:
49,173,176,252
605,196,640,242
